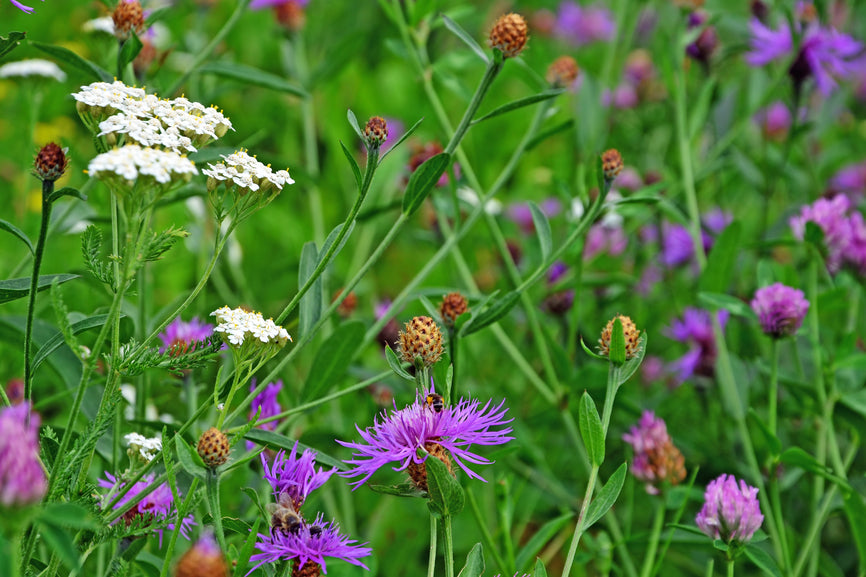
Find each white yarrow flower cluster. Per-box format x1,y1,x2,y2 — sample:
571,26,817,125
98,114,196,153
88,144,197,187
203,150,294,193
0,59,67,82
210,306,291,347
82,16,116,35
124,432,162,462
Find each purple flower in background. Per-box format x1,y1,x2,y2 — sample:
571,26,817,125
250,0,309,8
666,308,729,384
249,513,371,574
9,0,41,14
753,101,791,141
158,316,213,354
790,195,859,274
338,387,513,489
584,223,628,260
602,83,639,109
661,223,695,267
547,261,569,285
750,283,809,338
246,379,283,450
830,161,866,202
623,411,686,493
745,18,792,66
261,442,336,507
507,199,561,234
0,403,46,506
381,117,404,153
696,474,764,543
615,167,644,191
554,1,615,46
98,473,194,545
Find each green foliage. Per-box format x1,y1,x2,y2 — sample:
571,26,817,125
81,225,116,291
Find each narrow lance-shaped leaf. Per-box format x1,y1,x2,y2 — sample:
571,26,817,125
584,462,627,528
0,219,33,253
579,392,605,466
529,201,552,261
471,90,565,125
402,152,451,216
457,543,485,577
441,14,489,63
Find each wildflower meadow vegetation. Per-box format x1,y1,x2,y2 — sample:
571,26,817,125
1,1,866,576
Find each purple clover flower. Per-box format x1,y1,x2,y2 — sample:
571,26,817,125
337,388,513,488
666,308,729,385
0,403,46,507
790,195,865,275
158,316,213,354
830,161,866,202
622,411,686,493
261,442,336,507
554,1,615,46
249,513,371,574
246,379,283,450
696,474,764,543
98,473,195,545
750,283,809,338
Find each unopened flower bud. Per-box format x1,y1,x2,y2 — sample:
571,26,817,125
439,292,469,327
601,149,624,182
363,116,388,149
112,0,146,41
399,316,443,368
599,314,641,360
406,442,455,492
488,13,528,59
275,0,306,32
197,427,230,469
333,288,358,319
33,142,69,183
175,532,228,577
546,56,579,87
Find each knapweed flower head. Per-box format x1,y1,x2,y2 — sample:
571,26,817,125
398,316,443,368
211,306,291,349
87,144,197,195
790,195,866,275
197,427,230,469
0,59,66,82
262,442,336,509
249,512,372,575
175,532,228,577
9,0,42,14
125,432,162,464
666,308,729,385
546,55,579,87
696,474,764,544
601,149,624,182
488,13,529,59
112,0,146,41
598,314,641,361
439,292,469,327
158,316,214,354
622,411,686,493
363,116,388,149
553,1,615,46
338,387,513,490
250,0,310,31
99,472,195,545
246,379,283,450
750,283,809,338
0,403,47,507
34,142,69,182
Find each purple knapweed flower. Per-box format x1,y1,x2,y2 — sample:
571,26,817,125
750,283,809,338
337,387,513,489
158,316,214,354
249,513,371,574
246,379,283,450
830,161,866,202
790,195,859,274
0,403,46,506
666,308,729,385
261,442,336,507
554,1,615,46
661,210,731,268
753,101,791,141
9,0,41,14
547,261,569,285
622,411,686,494
98,473,195,545
745,18,793,67
695,474,764,543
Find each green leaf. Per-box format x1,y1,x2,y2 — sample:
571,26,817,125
0,31,26,61
833,356,866,372
617,333,648,386
37,521,80,571
402,152,451,216
584,462,627,529
198,61,307,97
698,291,757,320
579,392,605,466
233,517,262,577
842,490,866,577
534,558,549,577
347,109,363,140
472,90,565,125
441,14,489,63
318,220,355,269
31,41,111,82
144,5,172,26
528,201,552,262
457,543,485,577
244,429,348,471
580,336,608,361
460,291,519,336
298,242,322,337
0,274,79,305
369,482,427,498
779,447,851,490
425,450,465,518
174,435,207,480
609,317,626,366
118,33,144,71
744,544,783,577
514,513,573,570
688,77,717,141
340,141,362,189
379,116,424,163
385,344,414,381
37,503,100,530
47,186,87,204
748,408,781,456
0,219,33,253
699,222,742,293
302,321,365,401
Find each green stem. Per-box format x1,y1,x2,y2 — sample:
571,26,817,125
23,179,54,413
443,515,455,577
466,488,511,576
427,515,438,577
727,559,735,577
768,339,780,437
639,499,666,577
205,469,227,551
159,478,200,577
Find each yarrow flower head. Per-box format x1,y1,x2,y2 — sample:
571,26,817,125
246,379,283,450
0,59,66,82
696,474,764,544
158,316,214,354
87,144,197,196
124,432,162,464
750,283,809,338
666,308,729,385
203,150,294,223
261,442,336,509
338,386,513,491
622,411,686,494
790,195,866,275
0,403,47,507
210,306,291,364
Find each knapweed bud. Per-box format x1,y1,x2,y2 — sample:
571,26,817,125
601,149,624,182
112,0,146,41
399,316,443,368
33,142,69,182
175,532,228,577
363,116,388,149
599,314,641,360
406,442,455,492
439,292,469,327
275,0,307,32
696,474,764,544
488,13,529,59
750,283,809,339
546,56,579,88
197,427,230,468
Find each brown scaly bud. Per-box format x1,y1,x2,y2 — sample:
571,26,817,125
33,143,69,182
546,56,579,88
363,116,388,149
112,0,146,41
333,288,358,319
601,149,624,182
439,292,469,327
292,560,322,577
275,0,307,32
399,316,443,368
406,442,455,492
175,533,228,577
488,13,528,59
197,427,230,469
598,314,641,360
